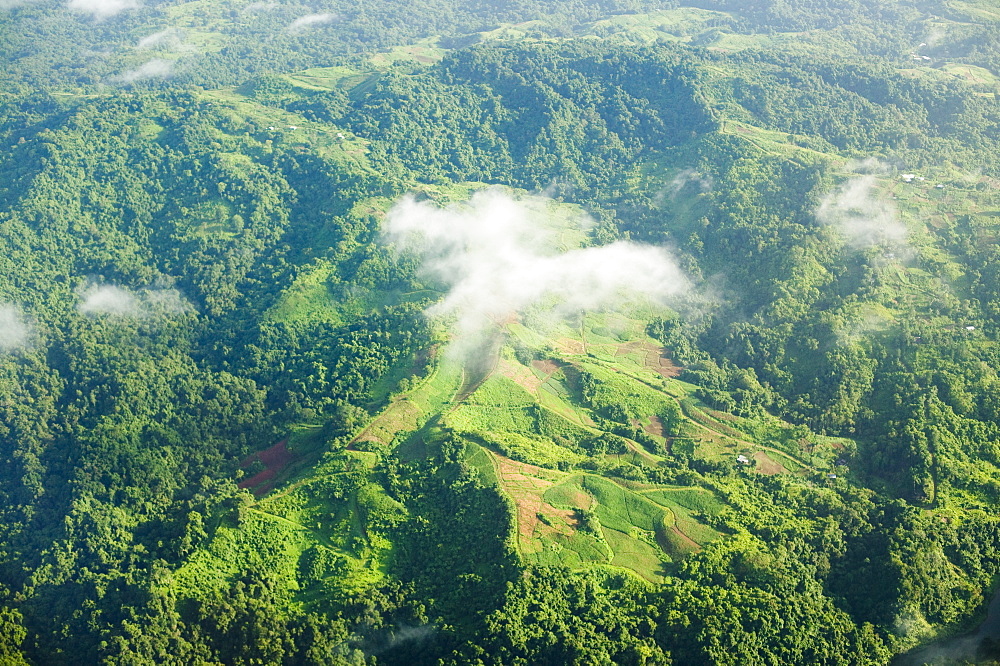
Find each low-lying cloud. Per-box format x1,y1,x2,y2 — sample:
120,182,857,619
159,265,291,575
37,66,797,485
288,12,336,32
0,0,44,10
78,283,193,318
112,58,173,84
383,189,690,347
137,28,184,50
668,168,712,197
67,0,137,18
816,173,905,250
653,168,712,207
0,304,32,353
846,157,890,175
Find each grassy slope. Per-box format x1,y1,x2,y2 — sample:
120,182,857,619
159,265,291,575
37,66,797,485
161,1,1000,619
197,170,841,589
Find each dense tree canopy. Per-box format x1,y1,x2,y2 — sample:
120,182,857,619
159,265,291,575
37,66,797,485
2,0,1000,664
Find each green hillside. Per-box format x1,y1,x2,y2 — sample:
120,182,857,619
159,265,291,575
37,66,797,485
3,0,1000,664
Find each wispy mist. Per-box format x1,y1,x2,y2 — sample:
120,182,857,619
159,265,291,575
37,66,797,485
288,12,337,32
816,173,905,250
0,0,43,10
671,168,712,196
78,283,192,318
0,304,32,353
383,189,690,349
137,28,184,50
67,0,137,18
80,285,137,316
111,58,173,84
653,168,712,207
846,157,890,175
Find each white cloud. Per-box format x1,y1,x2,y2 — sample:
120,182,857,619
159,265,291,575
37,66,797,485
383,189,690,347
288,12,337,32
78,283,193,318
79,285,139,316
0,304,32,353
0,0,44,10
67,0,138,19
656,168,712,206
142,287,194,315
111,58,173,84
137,28,183,50
816,174,906,250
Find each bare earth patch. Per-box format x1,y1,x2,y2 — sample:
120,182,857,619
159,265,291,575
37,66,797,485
531,358,562,376
754,451,786,475
493,454,557,544
353,400,420,446
239,440,296,497
644,414,665,438
491,453,586,548
498,358,543,393
614,341,682,378
555,338,586,355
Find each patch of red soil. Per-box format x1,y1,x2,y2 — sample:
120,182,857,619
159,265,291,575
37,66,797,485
753,451,785,476
648,349,682,378
645,415,665,438
614,341,682,378
238,440,295,497
499,359,543,393
555,338,586,355
531,359,562,376
615,341,643,357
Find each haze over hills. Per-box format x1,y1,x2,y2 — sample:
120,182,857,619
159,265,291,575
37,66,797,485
2,0,1000,664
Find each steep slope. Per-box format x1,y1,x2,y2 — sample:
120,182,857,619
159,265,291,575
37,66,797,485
2,5,1000,663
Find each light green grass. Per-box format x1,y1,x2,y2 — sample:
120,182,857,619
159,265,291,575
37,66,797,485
940,63,1000,88
586,7,732,45
369,38,446,67
287,65,372,91
539,474,676,580
474,430,584,468
643,491,723,547
605,527,668,583
946,0,1000,23
582,475,666,533
267,259,341,325
173,198,238,240
174,510,308,600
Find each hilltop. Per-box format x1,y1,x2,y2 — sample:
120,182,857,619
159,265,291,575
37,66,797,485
2,1,1000,663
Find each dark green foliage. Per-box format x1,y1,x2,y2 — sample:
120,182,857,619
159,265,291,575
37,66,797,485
3,5,1000,664
0,0,681,90
392,434,518,627
453,568,670,665
337,41,715,193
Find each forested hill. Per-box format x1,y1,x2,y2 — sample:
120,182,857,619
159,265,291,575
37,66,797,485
2,0,1000,664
